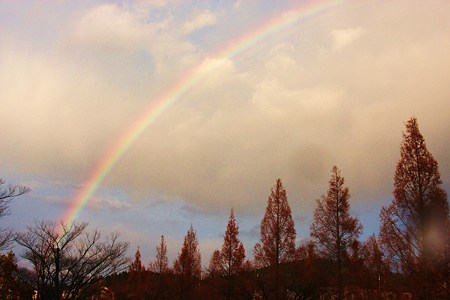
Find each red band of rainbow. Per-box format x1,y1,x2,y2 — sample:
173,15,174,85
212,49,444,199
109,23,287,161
61,0,342,226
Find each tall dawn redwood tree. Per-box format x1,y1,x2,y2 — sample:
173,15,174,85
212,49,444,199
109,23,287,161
173,224,201,299
379,117,449,299
150,235,169,274
130,247,145,273
220,208,245,300
221,208,245,276
208,250,222,278
254,178,296,300
310,166,362,300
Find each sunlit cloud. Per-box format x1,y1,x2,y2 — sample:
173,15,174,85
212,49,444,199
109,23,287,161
182,9,219,34
1,1,450,265
330,27,366,51
72,4,144,51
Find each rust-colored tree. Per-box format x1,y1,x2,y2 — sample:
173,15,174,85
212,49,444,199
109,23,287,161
379,117,449,299
0,252,34,298
362,235,390,299
128,247,146,299
205,250,223,300
208,250,222,278
254,178,296,300
150,235,169,274
220,208,245,299
284,240,323,299
173,224,201,300
130,247,145,273
149,235,171,299
310,166,362,300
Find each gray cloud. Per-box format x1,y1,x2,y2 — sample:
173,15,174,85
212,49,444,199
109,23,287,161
1,1,449,221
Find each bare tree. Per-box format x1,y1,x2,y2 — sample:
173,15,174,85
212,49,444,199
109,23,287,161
0,178,30,251
15,220,130,300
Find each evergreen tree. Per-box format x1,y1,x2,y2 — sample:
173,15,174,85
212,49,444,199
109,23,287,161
220,208,245,299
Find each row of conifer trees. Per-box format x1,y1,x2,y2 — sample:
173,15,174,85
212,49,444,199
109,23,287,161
116,117,448,300
0,117,447,299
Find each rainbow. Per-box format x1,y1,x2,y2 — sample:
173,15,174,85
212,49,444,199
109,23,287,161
61,0,342,226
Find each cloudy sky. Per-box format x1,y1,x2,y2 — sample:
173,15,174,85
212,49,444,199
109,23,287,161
1,0,449,267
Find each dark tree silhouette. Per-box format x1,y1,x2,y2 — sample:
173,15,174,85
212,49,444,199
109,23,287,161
254,178,296,300
130,247,145,273
379,117,449,299
0,251,34,298
128,247,146,299
15,221,130,300
310,166,362,300
362,235,390,299
0,178,30,251
173,224,201,300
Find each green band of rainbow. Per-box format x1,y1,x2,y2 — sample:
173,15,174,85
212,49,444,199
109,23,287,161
61,0,342,225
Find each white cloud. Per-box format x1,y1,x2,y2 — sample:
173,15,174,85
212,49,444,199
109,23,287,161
330,27,366,51
182,10,219,34
71,4,145,51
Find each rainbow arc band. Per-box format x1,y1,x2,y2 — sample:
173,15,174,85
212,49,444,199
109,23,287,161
61,0,343,226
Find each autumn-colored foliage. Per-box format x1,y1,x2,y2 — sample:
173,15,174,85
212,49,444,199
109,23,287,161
208,249,222,278
128,247,148,298
379,117,449,299
173,224,202,299
211,208,246,299
130,247,145,273
254,178,296,299
310,166,362,300
4,117,449,300
0,252,34,298
221,209,245,278
150,235,169,274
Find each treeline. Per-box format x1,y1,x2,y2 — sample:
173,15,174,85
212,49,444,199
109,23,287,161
0,117,448,300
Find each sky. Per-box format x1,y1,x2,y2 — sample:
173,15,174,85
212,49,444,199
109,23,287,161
1,0,449,268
